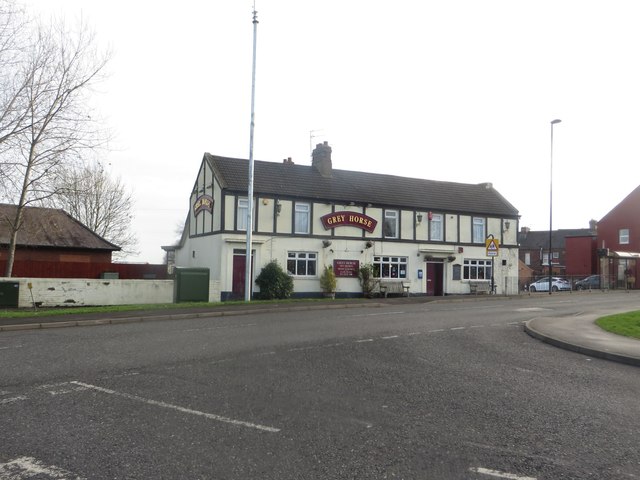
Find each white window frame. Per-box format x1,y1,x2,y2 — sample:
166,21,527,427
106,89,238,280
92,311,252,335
463,259,492,280
429,213,443,241
287,251,317,277
237,198,248,231
619,228,630,244
524,252,531,265
373,255,407,279
383,210,398,239
294,203,310,234
472,217,485,243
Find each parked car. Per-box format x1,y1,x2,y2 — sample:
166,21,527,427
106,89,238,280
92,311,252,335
574,275,601,290
528,277,571,292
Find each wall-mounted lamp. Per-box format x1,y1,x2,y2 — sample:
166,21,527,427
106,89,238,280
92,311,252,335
365,240,373,249
416,213,423,225
322,240,332,248
503,220,511,232
275,201,282,216
447,255,456,262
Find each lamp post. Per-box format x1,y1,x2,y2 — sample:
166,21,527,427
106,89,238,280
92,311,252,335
549,119,562,294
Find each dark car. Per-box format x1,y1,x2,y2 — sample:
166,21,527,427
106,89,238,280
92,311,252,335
574,275,601,290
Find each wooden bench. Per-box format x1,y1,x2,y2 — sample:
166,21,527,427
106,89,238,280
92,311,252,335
469,281,491,295
379,281,410,298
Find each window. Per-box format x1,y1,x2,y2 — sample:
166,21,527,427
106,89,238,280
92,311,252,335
429,213,443,241
295,203,310,234
383,210,398,238
287,252,317,276
472,217,485,243
463,259,492,280
620,228,630,244
373,256,407,279
237,198,248,231
524,252,531,265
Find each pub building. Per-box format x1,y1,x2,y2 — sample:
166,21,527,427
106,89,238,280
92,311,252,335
166,142,520,301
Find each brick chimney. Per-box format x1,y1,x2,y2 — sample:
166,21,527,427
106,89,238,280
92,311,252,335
312,141,332,177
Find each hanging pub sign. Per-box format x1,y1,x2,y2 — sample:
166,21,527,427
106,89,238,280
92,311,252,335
193,194,214,215
320,211,377,233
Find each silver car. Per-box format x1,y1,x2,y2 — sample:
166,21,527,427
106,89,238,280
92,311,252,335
528,277,571,292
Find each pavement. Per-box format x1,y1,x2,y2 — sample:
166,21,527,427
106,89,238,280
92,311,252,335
1,295,639,367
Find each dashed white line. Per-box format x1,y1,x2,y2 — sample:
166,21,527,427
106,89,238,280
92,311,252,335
450,327,466,331
470,467,536,480
0,395,27,405
0,456,85,480
381,335,399,340
70,381,280,433
355,338,374,343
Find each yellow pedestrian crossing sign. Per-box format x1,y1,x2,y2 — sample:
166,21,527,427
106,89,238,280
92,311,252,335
485,236,500,257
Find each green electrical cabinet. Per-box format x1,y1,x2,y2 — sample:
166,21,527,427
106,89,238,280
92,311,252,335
174,267,210,303
0,282,19,308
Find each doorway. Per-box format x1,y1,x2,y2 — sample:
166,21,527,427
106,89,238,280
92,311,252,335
425,261,444,296
232,249,254,300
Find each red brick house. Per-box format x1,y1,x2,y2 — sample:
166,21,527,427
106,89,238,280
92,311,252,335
518,225,595,280
0,204,121,278
596,185,640,289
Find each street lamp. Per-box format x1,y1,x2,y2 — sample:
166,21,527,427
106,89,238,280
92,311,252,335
549,119,562,294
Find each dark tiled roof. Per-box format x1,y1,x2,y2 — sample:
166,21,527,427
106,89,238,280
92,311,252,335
518,228,594,249
0,204,120,251
206,154,519,217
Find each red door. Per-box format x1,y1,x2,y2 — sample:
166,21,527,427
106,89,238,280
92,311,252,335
425,261,444,296
232,251,254,300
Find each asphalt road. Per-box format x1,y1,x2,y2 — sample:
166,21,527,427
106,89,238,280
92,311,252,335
1,293,639,479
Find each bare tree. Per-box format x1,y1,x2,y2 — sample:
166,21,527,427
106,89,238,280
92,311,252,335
48,161,138,261
0,9,110,276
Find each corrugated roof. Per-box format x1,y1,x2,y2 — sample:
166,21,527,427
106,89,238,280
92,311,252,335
0,204,120,251
206,154,519,217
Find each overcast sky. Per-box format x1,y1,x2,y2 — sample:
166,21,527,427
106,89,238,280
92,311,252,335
23,1,640,263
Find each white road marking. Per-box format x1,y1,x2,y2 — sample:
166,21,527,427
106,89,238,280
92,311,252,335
0,395,27,405
70,381,280,433
0,456,85,479
0,344,23,350
381,335,399,340
470,467,537,480
350,311,405,317
450,327,466,330
355,338,374,343
429,329,445,333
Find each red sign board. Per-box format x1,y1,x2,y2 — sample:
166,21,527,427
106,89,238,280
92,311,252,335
334,259,359,278
320,211,377,233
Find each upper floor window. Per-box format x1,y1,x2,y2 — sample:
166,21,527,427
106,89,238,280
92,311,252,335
524,252,531,265
295,203,310,234
472,217,485,243
619,228,630,244
429,213,443,241
383,210,398,238
237,198,248,231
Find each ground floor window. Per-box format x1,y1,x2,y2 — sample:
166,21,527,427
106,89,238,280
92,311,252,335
287,252,317,276
373,255,407,278
463,259,492,280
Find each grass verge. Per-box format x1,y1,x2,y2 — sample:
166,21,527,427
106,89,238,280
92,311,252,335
0,298,342,319
596,311,640,339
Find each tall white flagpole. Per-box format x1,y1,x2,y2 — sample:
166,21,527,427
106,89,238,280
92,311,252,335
245,4,258,301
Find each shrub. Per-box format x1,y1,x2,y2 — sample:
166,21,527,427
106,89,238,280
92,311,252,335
319,265,337,293
255,260,294,300
358,263,377,298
